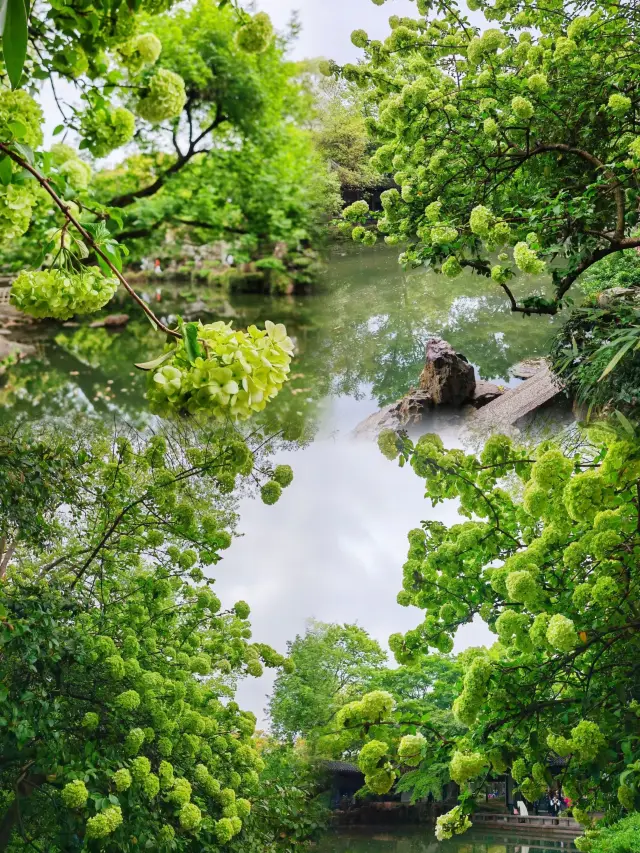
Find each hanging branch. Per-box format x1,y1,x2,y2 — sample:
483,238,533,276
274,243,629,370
0,141,180,340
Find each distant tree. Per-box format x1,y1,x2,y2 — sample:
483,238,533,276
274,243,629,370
268,620,387,745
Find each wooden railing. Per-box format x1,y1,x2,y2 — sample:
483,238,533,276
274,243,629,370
472,812,581,836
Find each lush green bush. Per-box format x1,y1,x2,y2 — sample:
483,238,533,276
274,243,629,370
230,743,329,853
575,813,640,852
551,298,640,421
576,251,640,298
0,425,297,851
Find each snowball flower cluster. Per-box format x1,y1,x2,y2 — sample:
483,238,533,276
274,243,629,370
527,73,549,94
11,268,118,321
511,96,535,120
118,33,162,73
85,806,123,840
136,69,187,123
450,750,487,784
546,613,577,652
513,241,545,274
469,205,494,237
148,320,293,419
435,805,472,840
442,256,463,278
398,734,427,766
61,779,89,809
80,106,135,157
0,90,44,148
608,93,631,117
0,184,38,243
236,12,273,53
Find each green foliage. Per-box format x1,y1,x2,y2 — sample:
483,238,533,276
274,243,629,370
0,424,298,850
228,742,329,853
268,621,387,747
370,427,640,839
574,813,640,853
551,298,640,420
331,0,640,314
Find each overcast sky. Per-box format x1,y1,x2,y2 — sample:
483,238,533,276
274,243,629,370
256,0,419,63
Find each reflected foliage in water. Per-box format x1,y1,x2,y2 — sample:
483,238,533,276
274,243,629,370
318,829,576,853
0,245,561,426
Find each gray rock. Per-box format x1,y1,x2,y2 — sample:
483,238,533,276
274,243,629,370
510,358,548,380
596,287,640,308
89,314,130,328
469,380,505,409
472,363,563,432
419,337,476,405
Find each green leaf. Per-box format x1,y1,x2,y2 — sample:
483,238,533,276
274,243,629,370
599,337,637,379
8,119,26,139
3,0,28,89
613,409,636,436
182,322,203,364
0,157,12,186
134,350,176,371
13,141,34,165
52,124,64,136
102,246,122,273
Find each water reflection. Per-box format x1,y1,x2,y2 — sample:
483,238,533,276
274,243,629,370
0,243,561,429
317,828,577,853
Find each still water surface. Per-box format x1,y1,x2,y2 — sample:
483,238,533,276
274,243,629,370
1,245,564,718
318,828,577,853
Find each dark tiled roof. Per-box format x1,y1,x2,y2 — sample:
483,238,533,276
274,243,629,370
320,760,362,775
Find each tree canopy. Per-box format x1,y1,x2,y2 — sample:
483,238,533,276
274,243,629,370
0,423,297,850
333,426,640,842
330,0,640,315
268,621,387,746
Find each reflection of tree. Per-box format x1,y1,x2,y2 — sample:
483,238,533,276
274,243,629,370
0,245,562,426
314,246,564,407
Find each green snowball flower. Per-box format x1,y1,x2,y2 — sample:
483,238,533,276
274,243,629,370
442,256,463,278
124,727,145,755
10,268,118,321
261,480,282,505
608,93,632,117
513,241,545,274
546,613,577,652
85,806,123,839
114,769,132,792
61,779,89,810
80,106,135,157
136,69,187,123
179,802,202,831
215,817,235,843
450,750,487,784
0,90,44,148
115,690,141,712
236,12,273,53
82,712,99,730
511,96,535,120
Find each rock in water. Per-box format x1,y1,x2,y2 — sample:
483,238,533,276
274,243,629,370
470,380,505,408
419,338,476,405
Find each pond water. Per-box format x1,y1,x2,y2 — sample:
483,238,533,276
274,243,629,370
0,244,565,719
317,827,577,853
